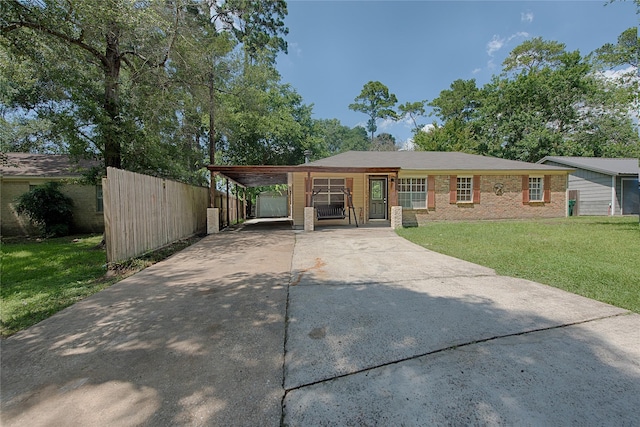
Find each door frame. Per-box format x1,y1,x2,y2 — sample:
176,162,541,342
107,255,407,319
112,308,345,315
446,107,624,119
368,176,388,220
621,177,640,215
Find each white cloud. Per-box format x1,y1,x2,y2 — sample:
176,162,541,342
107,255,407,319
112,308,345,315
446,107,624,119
508,32,530,42
472,68,482,75
289,42,302,58
421,123,435,133
486,35,505,56
399,137,415,151
486,32,529,58
521,11,534,23
378,117,396,131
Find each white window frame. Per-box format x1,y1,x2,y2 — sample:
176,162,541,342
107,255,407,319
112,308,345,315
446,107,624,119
96,185,104,213
529,176,543,202
312,177,345,207
456,176,473,203
398,178,427,209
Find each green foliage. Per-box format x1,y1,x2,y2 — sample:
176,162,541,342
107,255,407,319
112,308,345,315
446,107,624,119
1,0,290,183
592,27,638,68
15,182,74,236
349,81,398,141
397,100,427,133
311,119,370,156
429,79,480,124
420,35,640,161
397,217,640,313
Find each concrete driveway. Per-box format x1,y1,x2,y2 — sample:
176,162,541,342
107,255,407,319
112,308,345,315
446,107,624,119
2,222,639,426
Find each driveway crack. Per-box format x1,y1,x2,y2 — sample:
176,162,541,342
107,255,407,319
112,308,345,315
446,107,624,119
282,311,632,395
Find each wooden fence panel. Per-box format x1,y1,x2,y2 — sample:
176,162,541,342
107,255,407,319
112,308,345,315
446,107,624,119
103,168,209,262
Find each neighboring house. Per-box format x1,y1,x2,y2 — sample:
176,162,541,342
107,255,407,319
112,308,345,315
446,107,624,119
1,153,104,236
538,157,640,216
209,151,573,229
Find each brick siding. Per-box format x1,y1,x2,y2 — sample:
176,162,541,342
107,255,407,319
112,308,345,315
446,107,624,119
402,175,566,226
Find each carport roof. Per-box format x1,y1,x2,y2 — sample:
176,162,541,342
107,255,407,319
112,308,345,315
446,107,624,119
207,165,400,187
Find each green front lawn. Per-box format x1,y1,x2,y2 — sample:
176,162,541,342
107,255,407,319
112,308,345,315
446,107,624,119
1,234,202,337
397,216,640,313
1,235,113,336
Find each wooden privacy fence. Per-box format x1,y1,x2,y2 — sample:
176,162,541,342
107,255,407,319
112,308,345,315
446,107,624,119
103,167,209,262
212,188,245,228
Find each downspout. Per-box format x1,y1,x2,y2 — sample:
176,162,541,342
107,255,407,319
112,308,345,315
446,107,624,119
611,175,616,216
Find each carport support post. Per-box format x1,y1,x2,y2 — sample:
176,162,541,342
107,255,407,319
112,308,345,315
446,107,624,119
207,208,220,234
226,178,230,227
391,206,403,229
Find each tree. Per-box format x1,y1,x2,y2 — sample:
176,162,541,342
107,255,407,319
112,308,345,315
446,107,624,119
174,0,289,165
220,64,316,165
312,119,370,156
429,79,480,124
425,35,640,162
1,0,187,169
502,37,566,75
413,121,478,153
370,133,398,151
592,27,639,69
349,81,398,141
398,100,427,133
1,0,290,181
475,39,639,162
15,181,74,236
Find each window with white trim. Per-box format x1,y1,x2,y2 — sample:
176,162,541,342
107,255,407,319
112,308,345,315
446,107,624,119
456,177,473,202
96,185,104,212
398,178,426,209
529,177,543,201
312,178,345,207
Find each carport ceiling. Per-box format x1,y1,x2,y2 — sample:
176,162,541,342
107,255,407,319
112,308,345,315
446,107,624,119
208,166,291,187
207,165,400,188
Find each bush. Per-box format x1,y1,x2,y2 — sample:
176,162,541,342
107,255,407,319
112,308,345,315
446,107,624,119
15,182,74,237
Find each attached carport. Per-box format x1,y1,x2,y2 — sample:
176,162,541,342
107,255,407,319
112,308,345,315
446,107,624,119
207,164,400,230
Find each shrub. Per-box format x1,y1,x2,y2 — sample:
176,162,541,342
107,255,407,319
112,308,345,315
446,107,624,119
15,182,74,237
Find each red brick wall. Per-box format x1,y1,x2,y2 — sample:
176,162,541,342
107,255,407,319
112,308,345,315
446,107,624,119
402,174,567,226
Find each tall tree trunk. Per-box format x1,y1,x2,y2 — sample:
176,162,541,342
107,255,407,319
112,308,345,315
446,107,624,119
104,24,122,169
209,73,215,165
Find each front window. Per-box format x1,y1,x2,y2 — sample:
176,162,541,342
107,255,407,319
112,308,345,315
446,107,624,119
457,177,473,202
398,178,426,209
313,178,345,207
96,185,104,212
529,177,543,201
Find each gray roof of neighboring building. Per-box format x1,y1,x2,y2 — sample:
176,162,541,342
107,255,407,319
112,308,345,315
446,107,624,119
0,153,98,177
538,156,640,176
306,151,572,172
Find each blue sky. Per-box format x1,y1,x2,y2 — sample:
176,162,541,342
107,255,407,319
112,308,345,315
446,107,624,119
276,0,638,149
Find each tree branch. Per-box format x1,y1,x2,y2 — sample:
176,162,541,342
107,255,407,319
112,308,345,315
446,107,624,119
3,20,108,69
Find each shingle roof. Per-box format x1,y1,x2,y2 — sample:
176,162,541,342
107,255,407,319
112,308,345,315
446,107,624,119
538,156,640,176
306,151,571,172
0,153,99,177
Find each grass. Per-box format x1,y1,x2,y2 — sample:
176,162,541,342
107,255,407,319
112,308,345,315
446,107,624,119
397,216,640,313
1,234,202,337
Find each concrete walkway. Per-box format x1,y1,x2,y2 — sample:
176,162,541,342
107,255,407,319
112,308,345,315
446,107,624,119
2,223,639,426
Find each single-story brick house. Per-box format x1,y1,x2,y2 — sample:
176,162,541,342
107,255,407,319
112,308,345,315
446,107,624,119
209,151,573,229
1,153,104,236
538,157,640,216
